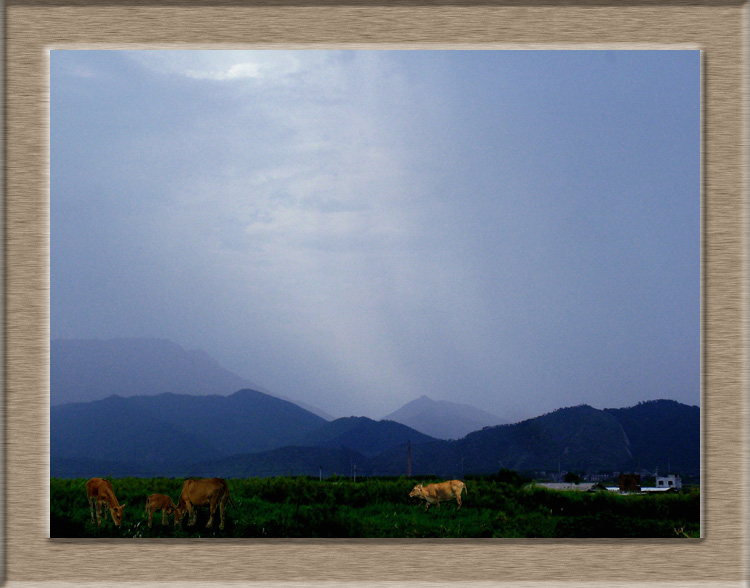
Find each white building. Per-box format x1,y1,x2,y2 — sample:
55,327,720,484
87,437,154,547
655,474,682,490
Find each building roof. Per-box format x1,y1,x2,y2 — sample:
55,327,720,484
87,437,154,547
640,486,679,493
534,482,608,492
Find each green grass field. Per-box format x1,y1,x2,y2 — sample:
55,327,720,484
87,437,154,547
51,475,700,539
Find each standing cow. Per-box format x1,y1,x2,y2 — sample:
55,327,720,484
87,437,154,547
409,479,467,512
145,493,177,527
173,478,236,530
86,478,126,526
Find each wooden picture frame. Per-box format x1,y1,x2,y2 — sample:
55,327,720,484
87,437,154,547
4,1,746,585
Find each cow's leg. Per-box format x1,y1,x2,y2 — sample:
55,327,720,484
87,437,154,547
161,509,168,526
206,501,216,528
219,499,226,530
95,499,103,525
456,495,462,510
148,507,154,528
89,497,96,523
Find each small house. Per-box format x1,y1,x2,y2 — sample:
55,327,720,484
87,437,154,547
655,475,682,490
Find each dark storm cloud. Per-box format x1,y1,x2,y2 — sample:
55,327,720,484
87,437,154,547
51,50,700,419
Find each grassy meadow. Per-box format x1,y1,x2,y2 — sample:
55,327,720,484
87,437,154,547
51,474,700,539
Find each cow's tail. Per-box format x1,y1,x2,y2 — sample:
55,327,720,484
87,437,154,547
220,478,237,508
462,482,468,496
144,496,150,513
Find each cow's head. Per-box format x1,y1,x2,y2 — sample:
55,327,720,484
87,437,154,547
409,484,424,498
110,504,126,526
173,506,187,526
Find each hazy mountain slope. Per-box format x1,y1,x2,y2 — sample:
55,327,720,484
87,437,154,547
458,405,633,473
128,389,328,454
50,390,329,477
51,395,219,466
275,396,335,421
51,337,333,420
51,338,256,404
50,395,699,479
383,395,506,439
373,405,638,477
605,399,700,474
297,416,437,456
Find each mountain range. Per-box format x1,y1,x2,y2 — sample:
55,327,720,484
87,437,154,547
51,390,437,477
50,338,699,479
51,391,699,479
51,338,255,404
371,400,700,477
382,395,506,440
50,338,499,437
50,338,335,419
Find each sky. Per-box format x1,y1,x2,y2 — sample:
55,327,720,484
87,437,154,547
50,50,700,421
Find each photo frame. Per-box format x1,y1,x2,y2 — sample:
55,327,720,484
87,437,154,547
4,1,747,586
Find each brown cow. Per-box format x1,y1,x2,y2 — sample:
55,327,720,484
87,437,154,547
86,478,126,526
145,493,177,527
409,479,467,512
173,478,236,530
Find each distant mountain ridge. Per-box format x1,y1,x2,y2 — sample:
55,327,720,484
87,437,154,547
50,390,437,478
51,337,333,420
52,390,328,465
370,400,698,478
604,400,700,475
383,395,507,439
297,416,437,456
51,338,256,404
50,338,698,479
51,392,699,479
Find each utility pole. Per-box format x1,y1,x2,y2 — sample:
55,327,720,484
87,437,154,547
353,463,357,483
319,465,322,482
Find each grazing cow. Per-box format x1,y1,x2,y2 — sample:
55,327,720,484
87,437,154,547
173,478,236,530
145,493,177,528
86,478,126,526
409,479,467,512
